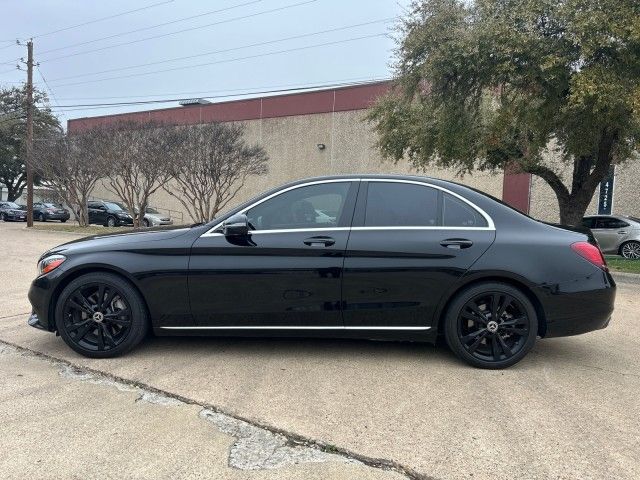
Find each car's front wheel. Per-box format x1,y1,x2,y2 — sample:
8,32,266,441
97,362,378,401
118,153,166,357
106,216,117,227
444,282,537,369
620,241,640,259
143,218,150,227
55,272,148,358
38,213,45,222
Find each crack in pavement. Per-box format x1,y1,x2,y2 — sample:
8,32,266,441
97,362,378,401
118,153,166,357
0,339,433,480
0,312,31,320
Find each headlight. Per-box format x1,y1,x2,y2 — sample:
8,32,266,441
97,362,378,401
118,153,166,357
37,254,66,276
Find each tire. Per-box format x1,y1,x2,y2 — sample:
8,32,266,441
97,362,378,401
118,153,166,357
143,218,150,227
55,272,149,358
61,219,67,223
106,216,117,227
0,212,5,221
38,213,45,222
620,241,640,260
444,282,537,369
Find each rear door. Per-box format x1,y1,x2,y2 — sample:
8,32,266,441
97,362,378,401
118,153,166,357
592,217,630,253
342,180,496,329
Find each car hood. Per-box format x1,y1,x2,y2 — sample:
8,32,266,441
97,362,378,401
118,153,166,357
42,225,193,259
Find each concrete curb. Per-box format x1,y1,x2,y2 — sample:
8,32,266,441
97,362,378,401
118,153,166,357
611,271,640,285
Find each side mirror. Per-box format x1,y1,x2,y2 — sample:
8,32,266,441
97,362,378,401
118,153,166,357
223,213,249,236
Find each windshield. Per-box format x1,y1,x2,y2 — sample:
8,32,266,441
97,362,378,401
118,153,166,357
4,202,20,209
104,202,123,211
146,207,159,214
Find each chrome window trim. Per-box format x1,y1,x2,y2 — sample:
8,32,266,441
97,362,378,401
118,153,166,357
160,325,431,331
201,177,495,237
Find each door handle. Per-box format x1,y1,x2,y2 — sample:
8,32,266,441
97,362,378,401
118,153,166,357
440,238,473,249
618,231,628,235
304,236,335,247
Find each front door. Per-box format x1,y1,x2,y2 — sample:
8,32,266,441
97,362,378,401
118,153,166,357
343,180,496,329
189,180,358,327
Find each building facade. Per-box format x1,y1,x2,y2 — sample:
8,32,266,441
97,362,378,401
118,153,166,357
67,81,639,223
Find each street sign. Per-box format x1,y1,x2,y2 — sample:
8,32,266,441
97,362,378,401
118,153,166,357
597,165,615,215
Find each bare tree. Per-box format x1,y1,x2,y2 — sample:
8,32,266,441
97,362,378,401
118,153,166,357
33,130,105,226
94,121,179,227
164,122,268,222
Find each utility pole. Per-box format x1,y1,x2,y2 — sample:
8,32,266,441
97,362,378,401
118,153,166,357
25,39,34,227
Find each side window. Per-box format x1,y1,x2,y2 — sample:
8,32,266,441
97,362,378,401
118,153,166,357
246,182,351,231
442,193,488,227
596,218,629,229
88,202,98,209
581,218,595,228
364,182,438,227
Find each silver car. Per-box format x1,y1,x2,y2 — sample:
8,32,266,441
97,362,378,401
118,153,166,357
582,215,640,259
143,207,173,227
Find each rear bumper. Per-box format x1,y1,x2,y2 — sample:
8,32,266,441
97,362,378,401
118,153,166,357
4,213,27,221
540,270,616,338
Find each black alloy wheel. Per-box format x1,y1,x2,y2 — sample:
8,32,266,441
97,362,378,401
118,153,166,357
55,272,148,358
445,282,537,369
106,216,116,227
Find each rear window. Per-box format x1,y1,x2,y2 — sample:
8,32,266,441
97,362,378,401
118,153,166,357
364,182,439,227
442,193,488,227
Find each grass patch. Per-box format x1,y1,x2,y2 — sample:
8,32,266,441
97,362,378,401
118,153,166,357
605,255,640,274
31,223,132,236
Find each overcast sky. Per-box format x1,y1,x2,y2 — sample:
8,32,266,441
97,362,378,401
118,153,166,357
0,0,409,127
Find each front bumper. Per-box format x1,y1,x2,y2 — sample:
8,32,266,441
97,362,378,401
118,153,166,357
27,271,63,332
4,212,27,221
28,312,48,330
45,213,70,221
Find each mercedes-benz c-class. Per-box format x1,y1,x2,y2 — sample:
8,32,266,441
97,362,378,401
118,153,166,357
28,175,615,368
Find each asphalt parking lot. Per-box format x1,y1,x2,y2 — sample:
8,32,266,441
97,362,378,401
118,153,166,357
1,221,639,479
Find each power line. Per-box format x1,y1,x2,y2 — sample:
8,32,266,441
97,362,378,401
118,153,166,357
44,78,390,112
49,33,388,88
37,65,67,119
31,0,176,39
53,76,390,101
39,0,266,55
39,0,318,63
49,18,395,82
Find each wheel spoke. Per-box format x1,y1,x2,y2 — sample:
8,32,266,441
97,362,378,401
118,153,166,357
490,334,501,360
490,294,501,320
74,322,94,341
72,293,94,314
501,316,527,327
67,319,91,332
496,335,512,358
96,285,106,310
461,311,487,325
102,288,117,311
502,326,528,336
101,325,117,348
461,329,487,345
68,299,92,315
467,303,488,323
496,295,511,320
96,326,105,350
466,331,488,354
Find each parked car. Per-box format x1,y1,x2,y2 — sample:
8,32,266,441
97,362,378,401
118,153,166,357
582,215,640,259
33,202,70,223
143,207,173,227
28,175,615,368
87,200,133,227
0,201,27,222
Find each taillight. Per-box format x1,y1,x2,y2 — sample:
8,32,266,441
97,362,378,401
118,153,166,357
571,242,607,270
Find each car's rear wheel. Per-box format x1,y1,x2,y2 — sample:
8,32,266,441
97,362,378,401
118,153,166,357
55,272,148,358
620,241,640,259
38,212,45,222
0,212,5,221
444,282,537,369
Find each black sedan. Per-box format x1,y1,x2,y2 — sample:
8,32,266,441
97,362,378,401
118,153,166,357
28,175,615,368
0,201,27,222
33,202,71,222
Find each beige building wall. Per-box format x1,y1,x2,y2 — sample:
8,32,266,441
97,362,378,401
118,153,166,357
91,110,505,223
